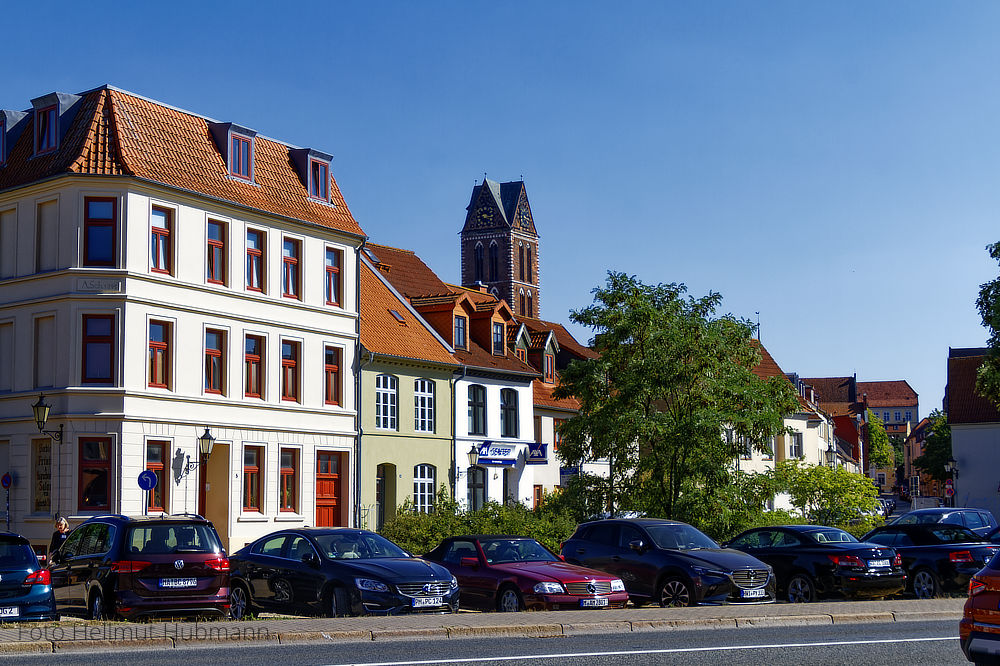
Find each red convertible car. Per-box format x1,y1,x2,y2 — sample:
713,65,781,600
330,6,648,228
423,536,628,612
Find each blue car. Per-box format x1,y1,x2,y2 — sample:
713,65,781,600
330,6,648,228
0,532,56,621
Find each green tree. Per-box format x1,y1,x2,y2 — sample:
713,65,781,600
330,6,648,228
553,272,799,521
866,410,893,470
771,459,880,525
913,409,952,482
976,242,1000,406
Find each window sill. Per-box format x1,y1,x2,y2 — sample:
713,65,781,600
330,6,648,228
237,514,269,523
274,514,305,523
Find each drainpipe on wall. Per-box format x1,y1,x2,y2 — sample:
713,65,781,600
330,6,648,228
451,365,467,500
357,348,375,528
353,238,367,529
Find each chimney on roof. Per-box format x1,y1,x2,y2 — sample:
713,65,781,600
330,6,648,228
377,262,391,274
474,281,488,293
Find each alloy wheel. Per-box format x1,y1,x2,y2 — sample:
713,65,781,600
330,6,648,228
230,585,248,620
913,570,937,599
659,579,691,607
498,588,522,612
786,575,814,603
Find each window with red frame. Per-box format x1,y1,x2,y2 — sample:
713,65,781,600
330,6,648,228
544,353,554,382
36,106,57,153
207,220,226,284
554,418,566,451
243,446,262,511
516,348,526,362
533,485,543,510
148,321,170,388
146,441,168,512
280,448,297,512
310,159,329,200
325,346,341,405
282,238,300,299
205,329,225,394
281,340,299,402
150,207,172,274
81,314,114,384
231,134,251,179
325,247,342,306
246,229,264,292
79,437,111,510
492,322,505,355
245,335,264,399
84,197,116,267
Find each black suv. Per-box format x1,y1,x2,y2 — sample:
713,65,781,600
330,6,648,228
891,508,998,538
560,518,775,606
48,515,229,620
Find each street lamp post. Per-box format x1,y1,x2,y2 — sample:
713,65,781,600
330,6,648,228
31,393,64,519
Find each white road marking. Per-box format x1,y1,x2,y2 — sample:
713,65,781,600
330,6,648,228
323,635,958,666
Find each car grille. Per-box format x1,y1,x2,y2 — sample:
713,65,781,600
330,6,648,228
565,581,612,595
396,582,451,597
732,569,769,589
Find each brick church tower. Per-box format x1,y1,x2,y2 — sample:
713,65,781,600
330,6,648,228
460,178,540,318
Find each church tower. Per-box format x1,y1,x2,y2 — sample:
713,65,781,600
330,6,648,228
460,178,540,318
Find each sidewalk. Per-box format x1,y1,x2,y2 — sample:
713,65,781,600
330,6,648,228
0,598,965,655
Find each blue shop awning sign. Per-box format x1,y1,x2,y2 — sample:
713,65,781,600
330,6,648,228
526,441,547,465
476,442,518,467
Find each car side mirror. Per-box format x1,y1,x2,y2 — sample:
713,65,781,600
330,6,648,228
302,552,319,567
460,556,479,569
558,554,566,562
628,539,645,553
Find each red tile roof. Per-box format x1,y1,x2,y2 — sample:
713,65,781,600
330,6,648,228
516,316,599,361
856,380,918,407
1,87,364,238
364,244,453,299
359,261,457,367
947,353,1000,424
534,380,580,412
751,341,791,383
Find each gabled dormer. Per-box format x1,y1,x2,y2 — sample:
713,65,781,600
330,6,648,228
30,92,82,156
0,110,28,166
511,323,531,363
208,121,258,181
289,148,333,203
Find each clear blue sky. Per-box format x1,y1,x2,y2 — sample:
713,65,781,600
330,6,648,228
8,1,1000,415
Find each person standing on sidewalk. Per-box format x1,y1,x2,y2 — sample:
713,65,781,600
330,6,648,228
48,517,69,556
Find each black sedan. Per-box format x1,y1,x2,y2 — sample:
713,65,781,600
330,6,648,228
862,524,1000,598
724,525,905,602
228,528,459,618
560,518,775,607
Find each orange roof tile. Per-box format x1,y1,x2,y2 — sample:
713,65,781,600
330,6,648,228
364,243,453,299
947,352,1000,424
856,380,918,407
751,341,792,383
534,380,580,411
516,316,598,361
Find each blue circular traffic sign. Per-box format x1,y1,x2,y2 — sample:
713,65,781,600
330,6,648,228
0,474,9,489
137,470,157,491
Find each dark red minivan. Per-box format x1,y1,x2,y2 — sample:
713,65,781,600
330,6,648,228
48,515,229,620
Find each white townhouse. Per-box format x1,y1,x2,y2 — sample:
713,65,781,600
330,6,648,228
0,87,364,553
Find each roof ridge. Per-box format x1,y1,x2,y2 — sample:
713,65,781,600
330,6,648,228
366,242,415,255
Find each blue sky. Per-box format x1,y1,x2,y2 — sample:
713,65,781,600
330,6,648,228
7,1,1000,415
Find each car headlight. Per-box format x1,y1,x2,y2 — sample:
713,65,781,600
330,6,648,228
691,566,727,578
450,576,459,590
610,579,625,592
533,581,565,594
355,578,390,592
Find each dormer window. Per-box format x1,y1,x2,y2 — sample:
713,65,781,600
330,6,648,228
36,105,57,154
231,134,252,179
492,322,505,356
208,121,257,182
310,159,329,200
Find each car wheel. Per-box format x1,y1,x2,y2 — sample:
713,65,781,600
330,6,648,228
88,592,106,621
657,577,694,608
327,586,351,617
497,586,524,612
911,568,940,599
229,583,253,620
786,573,816,603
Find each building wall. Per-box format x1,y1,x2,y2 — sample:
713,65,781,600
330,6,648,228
951,423,1000,517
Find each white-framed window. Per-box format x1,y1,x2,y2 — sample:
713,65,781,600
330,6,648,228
894,411,902,422
414,379,435,433
904,410,913,422
413,464,435,514
789,433,803,458
375,374,398,430
883,411,890,422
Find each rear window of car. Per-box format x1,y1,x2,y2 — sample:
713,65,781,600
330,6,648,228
0,536,36,567
805,529,858,544
127,523,221,554
965,512,986,529
927,526,984,544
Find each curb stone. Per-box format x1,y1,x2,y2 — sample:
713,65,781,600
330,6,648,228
54,638,174,652
447,624,563,638
0,641,52,654
735,615,832,628
631,618,737,631
372,628,449,641
560,621,633,636
278,630,372,644
830,612,896,624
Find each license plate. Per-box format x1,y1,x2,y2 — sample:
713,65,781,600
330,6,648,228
0,607,18,618
159,577,197,589
868,559,891,568
580,597,609,607
741,588,766,599
411,596,442,608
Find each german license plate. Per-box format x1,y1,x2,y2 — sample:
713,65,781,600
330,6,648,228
868,559,891,568
159,578,197,589
580,597,609,608
411,596,442,608
0,607,18,618
741,588,766,599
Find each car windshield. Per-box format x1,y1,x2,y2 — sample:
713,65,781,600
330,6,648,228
927,526,984,544
804,529,858,544
313,531,408,560
127,524,221,554
481,539,558,564
645,524,719,550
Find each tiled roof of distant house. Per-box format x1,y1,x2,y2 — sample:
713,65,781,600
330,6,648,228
947,350,1000,424
516,316,599,361
857,380,918,407
364,244,452,299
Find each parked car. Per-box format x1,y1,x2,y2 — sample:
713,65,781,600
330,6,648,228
862,524,1000,598
890,508,998,537
959,550,1000,663
0,532,57,621
560,518,775,607
723,525,905,602
423,536,628,611
228,528,458,618
987,526,1000,545
47,514,229,620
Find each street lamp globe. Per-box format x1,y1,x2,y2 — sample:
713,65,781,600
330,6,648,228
197,428,216,459
31,393,51,432
467,444,480,467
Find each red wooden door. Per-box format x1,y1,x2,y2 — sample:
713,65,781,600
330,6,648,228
315,451,343,527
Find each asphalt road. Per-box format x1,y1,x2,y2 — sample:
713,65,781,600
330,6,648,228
3,619,964,665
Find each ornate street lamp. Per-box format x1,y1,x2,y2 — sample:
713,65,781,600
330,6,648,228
178,428,216,481
467,443,480,468
31,393,64,519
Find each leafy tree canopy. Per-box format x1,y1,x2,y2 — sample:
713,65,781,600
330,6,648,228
976,241,1000,406
771,459,880,526
553,272,799,521
867,410,894,470
913,409,952,483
